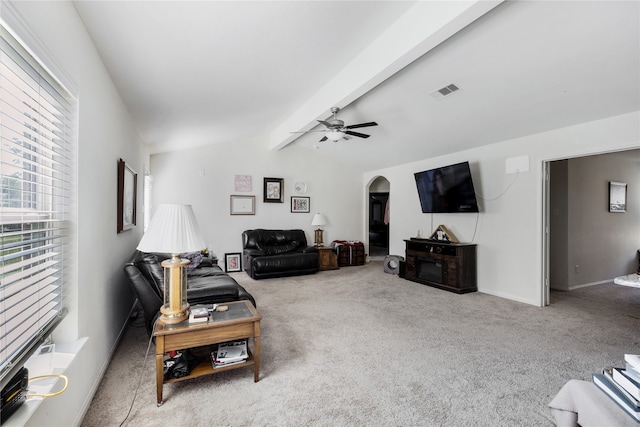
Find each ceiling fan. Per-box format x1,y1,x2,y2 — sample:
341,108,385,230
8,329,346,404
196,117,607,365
293,107,378,142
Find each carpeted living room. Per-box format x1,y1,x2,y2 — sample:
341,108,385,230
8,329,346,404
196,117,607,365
82,262,640,426
1,1,638,426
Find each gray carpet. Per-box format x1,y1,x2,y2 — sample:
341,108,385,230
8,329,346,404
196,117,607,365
82,262,640,426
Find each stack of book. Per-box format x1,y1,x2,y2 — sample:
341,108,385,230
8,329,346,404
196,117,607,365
210,340,248,368
189,306,210,323
593,353,640,422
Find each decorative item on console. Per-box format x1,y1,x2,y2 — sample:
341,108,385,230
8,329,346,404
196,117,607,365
428,224,458,243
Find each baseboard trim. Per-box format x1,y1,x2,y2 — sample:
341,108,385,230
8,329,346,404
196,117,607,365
569,279,613,291
76,299,139,425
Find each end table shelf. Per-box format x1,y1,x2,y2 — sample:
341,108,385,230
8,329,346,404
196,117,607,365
153,300,261,405
164,351,255,384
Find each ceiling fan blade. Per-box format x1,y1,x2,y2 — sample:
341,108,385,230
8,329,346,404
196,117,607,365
290,129,327,134
317,120,335,128
345,130,370,139
345,121,378,129
319,136,328,142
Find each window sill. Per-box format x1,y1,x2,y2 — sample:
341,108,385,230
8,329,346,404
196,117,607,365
2,337,88,427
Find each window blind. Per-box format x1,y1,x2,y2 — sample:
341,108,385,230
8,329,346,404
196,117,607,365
0,24,75,390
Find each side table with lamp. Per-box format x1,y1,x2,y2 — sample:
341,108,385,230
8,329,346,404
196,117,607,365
137,204,261,405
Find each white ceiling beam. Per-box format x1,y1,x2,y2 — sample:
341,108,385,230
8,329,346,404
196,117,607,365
269,0,504,151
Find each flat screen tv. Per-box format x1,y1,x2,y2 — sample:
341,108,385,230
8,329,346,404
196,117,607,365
414,161,479,213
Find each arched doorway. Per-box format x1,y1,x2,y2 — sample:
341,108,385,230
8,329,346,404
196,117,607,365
368,176,390,260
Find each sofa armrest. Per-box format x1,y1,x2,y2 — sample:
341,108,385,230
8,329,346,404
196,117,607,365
244,248,265,257
302,246,318,253
200,258,214,268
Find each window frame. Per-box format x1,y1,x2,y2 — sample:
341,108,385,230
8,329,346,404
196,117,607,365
0,22,76,391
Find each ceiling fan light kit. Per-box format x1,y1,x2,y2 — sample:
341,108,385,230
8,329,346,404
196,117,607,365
327,130,346,141
294,107,378,143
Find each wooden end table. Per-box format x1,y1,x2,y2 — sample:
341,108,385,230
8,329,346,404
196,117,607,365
317,246,339,271
153,300,261,405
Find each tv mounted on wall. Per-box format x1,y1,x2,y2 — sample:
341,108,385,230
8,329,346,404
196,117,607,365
414,161,480,213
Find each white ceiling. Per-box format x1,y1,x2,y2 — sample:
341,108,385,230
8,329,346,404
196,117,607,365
72,1,640,171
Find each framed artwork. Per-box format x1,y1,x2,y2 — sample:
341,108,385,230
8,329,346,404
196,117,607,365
234,175,252,192
263,177,284,203
609,181,627,212
230,195,256,215
291,196,310,213
225,252,242,273
117,158,137,233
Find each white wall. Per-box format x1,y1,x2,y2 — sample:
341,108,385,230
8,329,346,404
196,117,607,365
150,137,363,266
3,1,146,425
365,112,640,306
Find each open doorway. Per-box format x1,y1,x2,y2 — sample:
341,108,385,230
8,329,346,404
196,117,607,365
542,148,640,305
369,176,390,260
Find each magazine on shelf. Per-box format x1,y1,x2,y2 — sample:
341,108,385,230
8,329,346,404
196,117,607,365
216,340,248,362
210,351,247,369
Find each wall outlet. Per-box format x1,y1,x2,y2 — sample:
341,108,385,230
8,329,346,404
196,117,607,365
575,265,580,273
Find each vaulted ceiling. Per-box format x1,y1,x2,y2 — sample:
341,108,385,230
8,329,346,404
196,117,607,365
72,1,639,171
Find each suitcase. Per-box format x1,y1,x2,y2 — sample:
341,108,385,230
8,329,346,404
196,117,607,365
331,240,365,266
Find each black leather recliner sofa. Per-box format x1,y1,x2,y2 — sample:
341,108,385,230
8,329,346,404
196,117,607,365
124,250,256,335
242,229,319,280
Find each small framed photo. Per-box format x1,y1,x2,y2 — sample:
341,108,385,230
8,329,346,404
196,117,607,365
609,181,627,213
291,196,310,213
264,177,284,203
230,195,255,215
225,253,242,273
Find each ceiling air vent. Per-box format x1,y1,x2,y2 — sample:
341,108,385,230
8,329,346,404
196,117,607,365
430,83,460,100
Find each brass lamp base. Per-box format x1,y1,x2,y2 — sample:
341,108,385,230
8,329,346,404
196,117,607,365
159,256,191,324
314,228,324,247
159,303,189,324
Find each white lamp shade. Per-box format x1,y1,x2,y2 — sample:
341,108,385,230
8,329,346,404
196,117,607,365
326,130,345,141
137,204,206,254
311,213,327,227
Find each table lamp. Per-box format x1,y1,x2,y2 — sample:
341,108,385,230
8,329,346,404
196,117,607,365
311,213,327,247
137,204,205,324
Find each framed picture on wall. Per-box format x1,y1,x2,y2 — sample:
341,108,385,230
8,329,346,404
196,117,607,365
117,158,137,233
230,195,256,215
291,196,310,213
234,175,252,192
225,253,242,272
609,181,627,212
263,177,284,203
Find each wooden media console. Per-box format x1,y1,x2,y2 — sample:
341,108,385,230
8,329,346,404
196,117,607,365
404,238,477,294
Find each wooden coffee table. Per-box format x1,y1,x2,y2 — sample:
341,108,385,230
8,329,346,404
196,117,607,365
153,300,261,405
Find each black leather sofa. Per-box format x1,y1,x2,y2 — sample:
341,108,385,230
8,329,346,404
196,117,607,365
242,229,319,280
124,250,256,335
